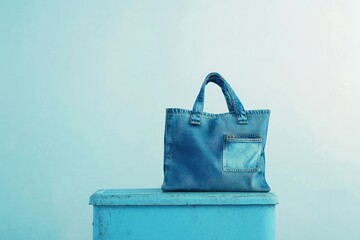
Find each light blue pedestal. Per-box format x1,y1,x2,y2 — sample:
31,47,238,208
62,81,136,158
89,189,278,240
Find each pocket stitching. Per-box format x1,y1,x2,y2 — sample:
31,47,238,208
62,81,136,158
222,134,262,173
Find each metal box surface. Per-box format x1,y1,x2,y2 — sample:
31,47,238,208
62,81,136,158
89,189,278,240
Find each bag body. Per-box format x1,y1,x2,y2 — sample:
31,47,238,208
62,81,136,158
162,72,271,192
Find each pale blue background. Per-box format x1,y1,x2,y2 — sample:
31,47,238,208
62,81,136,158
1,1,360,239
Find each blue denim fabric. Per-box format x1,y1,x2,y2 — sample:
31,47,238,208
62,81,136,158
162,72,271,192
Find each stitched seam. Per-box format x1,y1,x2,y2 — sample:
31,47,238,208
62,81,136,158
166,108,270,117
226,139,262,143
223,168,260,173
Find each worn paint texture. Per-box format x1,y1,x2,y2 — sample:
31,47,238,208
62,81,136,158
90,189,278,240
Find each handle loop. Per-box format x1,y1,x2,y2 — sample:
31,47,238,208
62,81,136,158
190,72,248,125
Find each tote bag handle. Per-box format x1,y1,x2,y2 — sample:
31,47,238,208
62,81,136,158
190,72,248,125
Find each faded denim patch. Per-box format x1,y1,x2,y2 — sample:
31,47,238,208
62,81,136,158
223,134,262,172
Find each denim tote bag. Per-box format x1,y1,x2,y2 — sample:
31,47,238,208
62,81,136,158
161,72,271,192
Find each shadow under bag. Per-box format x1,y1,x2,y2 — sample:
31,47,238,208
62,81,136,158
162,72,271,192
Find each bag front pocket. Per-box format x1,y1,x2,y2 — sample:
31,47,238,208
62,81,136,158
222,134,262,172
